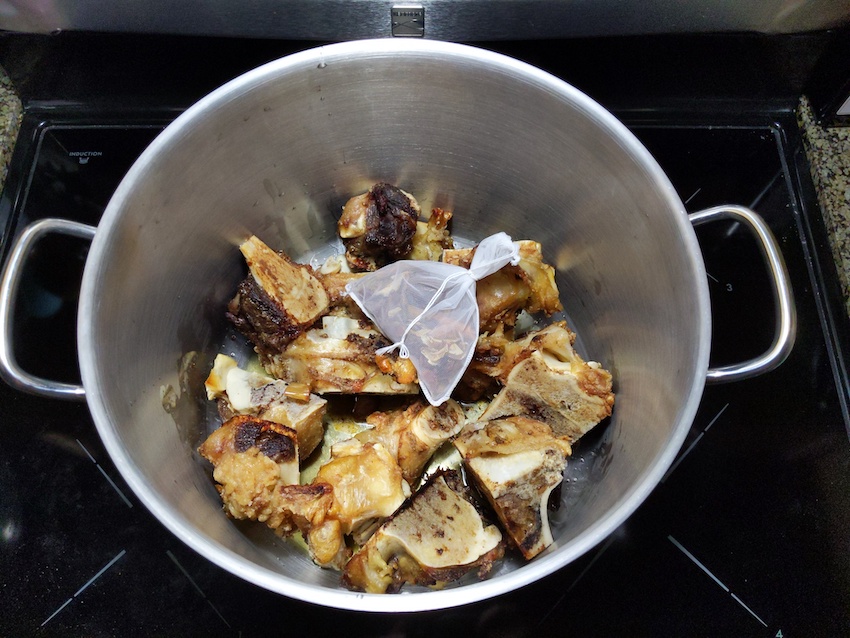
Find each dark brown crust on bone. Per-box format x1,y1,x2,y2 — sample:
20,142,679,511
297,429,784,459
200,414,298,466
344,183,419,271
232,416,298,465
226,276,308,356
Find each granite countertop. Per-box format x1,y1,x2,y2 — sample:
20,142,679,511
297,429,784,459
798,97,850,319
0,65,22,196
0,65,848,318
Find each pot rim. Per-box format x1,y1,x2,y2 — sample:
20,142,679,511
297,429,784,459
78,38,711,612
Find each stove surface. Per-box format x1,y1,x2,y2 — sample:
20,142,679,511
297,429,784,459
1,105,849,636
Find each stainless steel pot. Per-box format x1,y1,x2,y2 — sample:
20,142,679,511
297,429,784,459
0,39,795,612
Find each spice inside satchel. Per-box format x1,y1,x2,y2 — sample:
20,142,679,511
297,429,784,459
346,232,520,405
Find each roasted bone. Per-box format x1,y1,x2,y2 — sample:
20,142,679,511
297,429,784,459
198,414,350,567
354,399,466,485
227,235,330,356
480,322,614,442
198,415,301,529
338,183,420,271
453,416,571,560
316,439,412,543
443,239,562,331
204,354,327,459
265,314,419,394
408,207,454,262
342,471,504,594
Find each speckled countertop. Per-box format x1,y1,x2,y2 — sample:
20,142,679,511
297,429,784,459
798,97,850,318
0,65,22,196
0,65,848,317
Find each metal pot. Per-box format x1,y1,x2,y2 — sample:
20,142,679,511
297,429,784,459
0,39,795,612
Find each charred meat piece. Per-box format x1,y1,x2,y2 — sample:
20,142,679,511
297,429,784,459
338,183,420,271
342,471,504,594
204,354,327,459
198,415,301,530
479,322,614,442
227,236,330,356
453,416,571,560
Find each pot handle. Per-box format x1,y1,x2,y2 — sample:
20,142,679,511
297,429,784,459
689,205,796,383
0,218,96,400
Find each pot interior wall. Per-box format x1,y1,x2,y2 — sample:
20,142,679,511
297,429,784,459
79,41,709,605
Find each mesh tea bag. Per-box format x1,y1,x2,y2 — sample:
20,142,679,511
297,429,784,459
346,232,521,405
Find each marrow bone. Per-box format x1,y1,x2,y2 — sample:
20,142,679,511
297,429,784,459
480,322,614,442
342,471,504,593
226,235,330,357
453,416,571,560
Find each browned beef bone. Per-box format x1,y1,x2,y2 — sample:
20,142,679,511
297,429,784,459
226,276,306,356
344,183,419,270
367,183,419,258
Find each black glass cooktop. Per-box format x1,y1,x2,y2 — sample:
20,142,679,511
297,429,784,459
1,104,848,636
